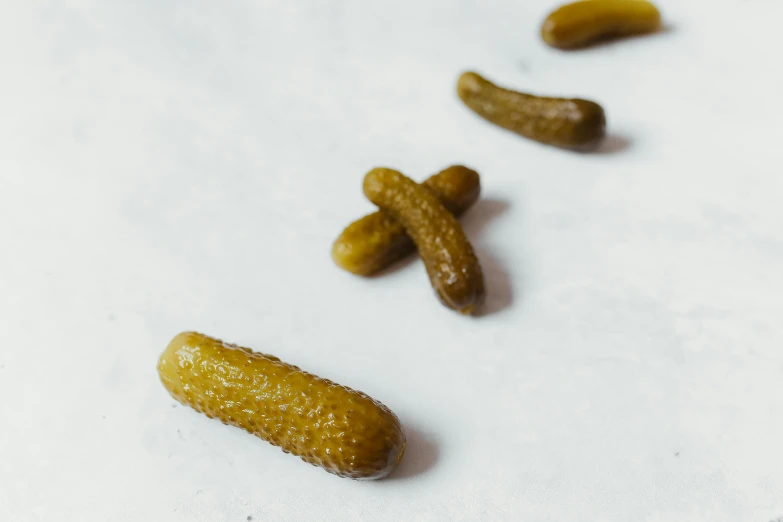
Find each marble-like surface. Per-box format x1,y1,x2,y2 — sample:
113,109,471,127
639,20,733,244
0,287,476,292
1,1,781,520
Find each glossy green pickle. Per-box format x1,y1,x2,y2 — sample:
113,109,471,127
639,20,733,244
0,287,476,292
457,71,606,150
363,168,485,314
541,0,662,49
158,332,406,480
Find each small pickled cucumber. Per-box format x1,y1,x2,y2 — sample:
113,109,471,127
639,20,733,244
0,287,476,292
158,332,405,480
332,165,481,276
363,168,485,314
541,0,662,50
457,71,606,150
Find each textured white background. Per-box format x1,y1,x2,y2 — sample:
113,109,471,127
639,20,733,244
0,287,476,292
1,1,782,521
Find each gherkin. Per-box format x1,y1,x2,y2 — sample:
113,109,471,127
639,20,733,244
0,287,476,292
363,168,485,314
541,0,662,50
158,332,406,480
457,71,606,150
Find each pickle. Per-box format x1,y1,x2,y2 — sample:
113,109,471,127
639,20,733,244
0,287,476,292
541,0,662,49
457,71,606,150
332,165,481,276
362,168,485,314
158,332,406,480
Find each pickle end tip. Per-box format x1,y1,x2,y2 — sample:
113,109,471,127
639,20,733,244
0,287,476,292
330,239,354,273
372,435,407,481
362,167,394,197
162,331,197,358
540,21,559,48
456,71,484,98
563,99,607,150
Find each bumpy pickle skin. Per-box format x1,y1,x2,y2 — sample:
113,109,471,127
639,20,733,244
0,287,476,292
456,71,606,150
158,332,406,480
332,165,481,276
541,0,662,50
363,168,485,314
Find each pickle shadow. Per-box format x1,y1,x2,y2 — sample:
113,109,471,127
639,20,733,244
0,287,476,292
462,198,514,316
593,134,632,155
474,246,513,316
388,426,439,480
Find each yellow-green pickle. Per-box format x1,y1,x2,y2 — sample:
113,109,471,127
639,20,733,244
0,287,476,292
158,332,406,480
457,71,606,150
363,168,485,314
541,0,662,50
333,165,481,275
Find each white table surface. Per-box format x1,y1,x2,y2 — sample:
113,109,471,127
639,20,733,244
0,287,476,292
2,1,782,521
